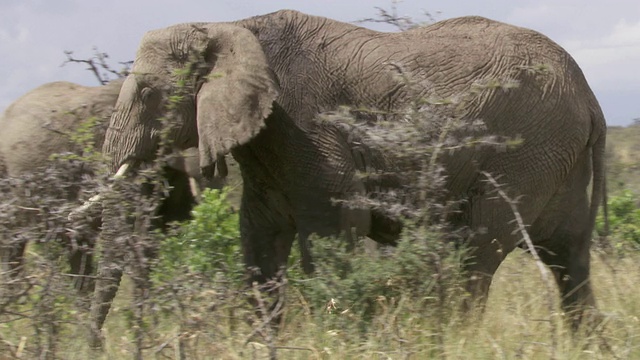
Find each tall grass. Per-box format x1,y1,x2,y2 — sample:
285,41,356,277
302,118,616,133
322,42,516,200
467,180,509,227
2,244,637,359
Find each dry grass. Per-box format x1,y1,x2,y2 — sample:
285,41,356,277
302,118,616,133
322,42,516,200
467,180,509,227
2,248,637,359
263,251,640,359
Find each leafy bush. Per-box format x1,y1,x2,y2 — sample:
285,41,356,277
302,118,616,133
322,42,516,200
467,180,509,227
597,190,640,251
288,222,468,339
153,188,243,282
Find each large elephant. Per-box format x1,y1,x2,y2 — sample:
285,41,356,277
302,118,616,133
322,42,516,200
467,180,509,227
100,10,606,330
0,79,217,292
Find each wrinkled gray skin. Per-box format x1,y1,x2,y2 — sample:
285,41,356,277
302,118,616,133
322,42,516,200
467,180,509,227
102,10,606,331
0,79,213,292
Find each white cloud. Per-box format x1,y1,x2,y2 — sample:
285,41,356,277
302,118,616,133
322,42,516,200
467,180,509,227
561,19,640,93
0,1,637,125
607,18,640,46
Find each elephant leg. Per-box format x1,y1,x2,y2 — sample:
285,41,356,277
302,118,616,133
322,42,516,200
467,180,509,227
1,238,27,279
298,231,315,275
241,224,295,285
460,193,521,312
240,188,295,285
88,200,126,349
461,245,503,312
531,151,596,328
537,227,595,329
68,242,95,294
242,180,297,284
1,238,27,296
240,196,295,328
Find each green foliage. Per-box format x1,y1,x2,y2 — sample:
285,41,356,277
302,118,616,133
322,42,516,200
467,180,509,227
68,115,101,156
597,190,640,250
289,223,467,335
153,188,243,282
49,115,105,164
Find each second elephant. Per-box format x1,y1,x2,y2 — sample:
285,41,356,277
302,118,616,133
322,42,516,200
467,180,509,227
0,79,219,292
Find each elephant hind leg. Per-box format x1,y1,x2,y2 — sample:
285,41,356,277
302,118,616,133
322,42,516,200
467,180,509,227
534,198,596,328
537,230,595,329
461,243,504,313
531,151,597,329
459,189,528,312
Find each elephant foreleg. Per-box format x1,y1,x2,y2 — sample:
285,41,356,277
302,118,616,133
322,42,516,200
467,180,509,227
241,221,295,285
68,243,95,294
297,231,315,275
240,207,295,327
535,207,596,328
1,238,27,281
88,202,126,349
459,193,518,312
240,184,297,284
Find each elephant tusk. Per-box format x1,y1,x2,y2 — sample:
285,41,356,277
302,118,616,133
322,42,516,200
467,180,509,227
68,194,102,222
114,163,130,179
68,163,129,221
189,177,202,201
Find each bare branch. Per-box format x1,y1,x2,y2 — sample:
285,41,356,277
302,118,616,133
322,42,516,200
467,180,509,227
356,1,440,31
62,47,132,85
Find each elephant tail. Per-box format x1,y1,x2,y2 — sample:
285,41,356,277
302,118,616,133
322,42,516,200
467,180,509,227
587,108,608,246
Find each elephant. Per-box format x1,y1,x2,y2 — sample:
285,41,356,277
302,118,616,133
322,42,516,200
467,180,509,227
0,79,220,293
99,10,606,332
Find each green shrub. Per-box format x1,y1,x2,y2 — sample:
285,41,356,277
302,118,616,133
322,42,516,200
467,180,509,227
597,190,640,251
153,188,243,282
288,223,468,337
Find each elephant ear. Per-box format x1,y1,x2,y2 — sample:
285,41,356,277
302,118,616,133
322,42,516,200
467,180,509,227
195,25,279,173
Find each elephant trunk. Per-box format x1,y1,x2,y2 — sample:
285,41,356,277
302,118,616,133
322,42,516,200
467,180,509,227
102,74,164,173
103,116,158,173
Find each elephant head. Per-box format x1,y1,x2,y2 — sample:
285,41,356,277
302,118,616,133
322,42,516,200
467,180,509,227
103,23,278,177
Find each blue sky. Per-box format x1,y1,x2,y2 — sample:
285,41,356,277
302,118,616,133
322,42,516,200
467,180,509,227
1,0,638,126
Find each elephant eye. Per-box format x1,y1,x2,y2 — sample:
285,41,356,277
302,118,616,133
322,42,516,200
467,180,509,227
140,87,154,101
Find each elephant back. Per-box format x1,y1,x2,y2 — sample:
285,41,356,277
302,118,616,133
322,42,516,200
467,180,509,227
0,79,123,176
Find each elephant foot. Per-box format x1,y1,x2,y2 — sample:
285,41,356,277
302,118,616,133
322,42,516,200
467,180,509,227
73,276,96,295
87,267,123,349
246,270,288,333
87,326,105,350
566,305,602,333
